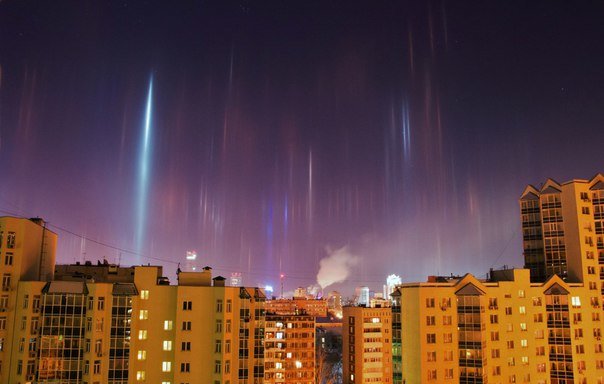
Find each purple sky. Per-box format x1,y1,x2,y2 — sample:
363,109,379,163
1,1,604,295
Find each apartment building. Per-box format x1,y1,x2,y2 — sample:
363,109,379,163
520,173,604,284
342,304,392,384
0,216,267,384
265,298,327,317
393,268,604,384
264,314,315,384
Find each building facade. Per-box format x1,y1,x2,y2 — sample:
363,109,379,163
520,173,604,285
342,305,392,384
264,314,315,384
394,269,604,384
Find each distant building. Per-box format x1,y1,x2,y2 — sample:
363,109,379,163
230,272,242,287
342,304,392,384
327,291,343,318
383,274,402,301
184,250,197,271
354,286,370,306
266,297,328,317
294,287,308,298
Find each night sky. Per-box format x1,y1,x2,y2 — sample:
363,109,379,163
1,1,604,295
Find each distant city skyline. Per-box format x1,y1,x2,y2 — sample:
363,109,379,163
1,1,604,294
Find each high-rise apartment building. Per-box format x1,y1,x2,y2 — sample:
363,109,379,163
520,173,604,284
393,268,604,384
342,304,392,384
264,314,315,384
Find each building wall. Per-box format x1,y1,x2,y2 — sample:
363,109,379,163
395,269,604,384
343,306,392,384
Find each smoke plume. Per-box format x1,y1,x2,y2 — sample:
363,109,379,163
316,246,360,289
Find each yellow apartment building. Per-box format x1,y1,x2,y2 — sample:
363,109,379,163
342,304,392,384
520,173,604,285
393,268,604,384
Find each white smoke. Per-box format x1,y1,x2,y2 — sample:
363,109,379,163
316,246,360,289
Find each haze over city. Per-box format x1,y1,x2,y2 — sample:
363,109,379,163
1,1,604,294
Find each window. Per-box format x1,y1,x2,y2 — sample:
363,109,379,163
215,340,222,353
426,334,436,344
507,341,514,349
490,314,498,324
94,360,101,375
536,346,545,356
225,320,232,333
136,371,145,381
443,333,452,343
507,323,514,332
492,349,500,358
97,297,105,310
225,360,231,374
444,350,453,361
491,331,499,341
180,362,190,372
182,321,191,331
427,369,437,381
164,320,173,330
519,306,526,314
138,330,147,340
140,290,149,300
489,298,498,309
518,290,525,298
22,295,28,309
182,301,192,311
216,299,223,312
588,266,596,275
137,350,146,360
534,313,543,322
575,328,584,338
226,299,232,313
163,340,172,351
493,366,501,375
0,317,6,330
139,310,148,320
181,341,191,351
214,360,221,374
582,206,590,215
225,340,231,353
96,318,104,332
427,351,436,361
6,232,15,249
426,316,436,326
216,320,222,333
520,322,527,331
521,339,528,348
574,313,582,323
2,274,11,290
443,315,452,325
572,296,582,308
4,254,12,266
505,307,512,315
576,344,585,354
426,298,435,308
162,361,172,372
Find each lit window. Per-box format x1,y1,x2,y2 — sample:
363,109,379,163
162,361,171,372
137,350,146,360
372,317,380,323
286,352,292,358
163,340,172,351
521,339,528,348
139,310,148,320
138,330,147,340
136,371,145,381
572,297,582,308
140,290,149,300
518,290,525,298
295,360,302,368
164,320,173,330
519,306,526,314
